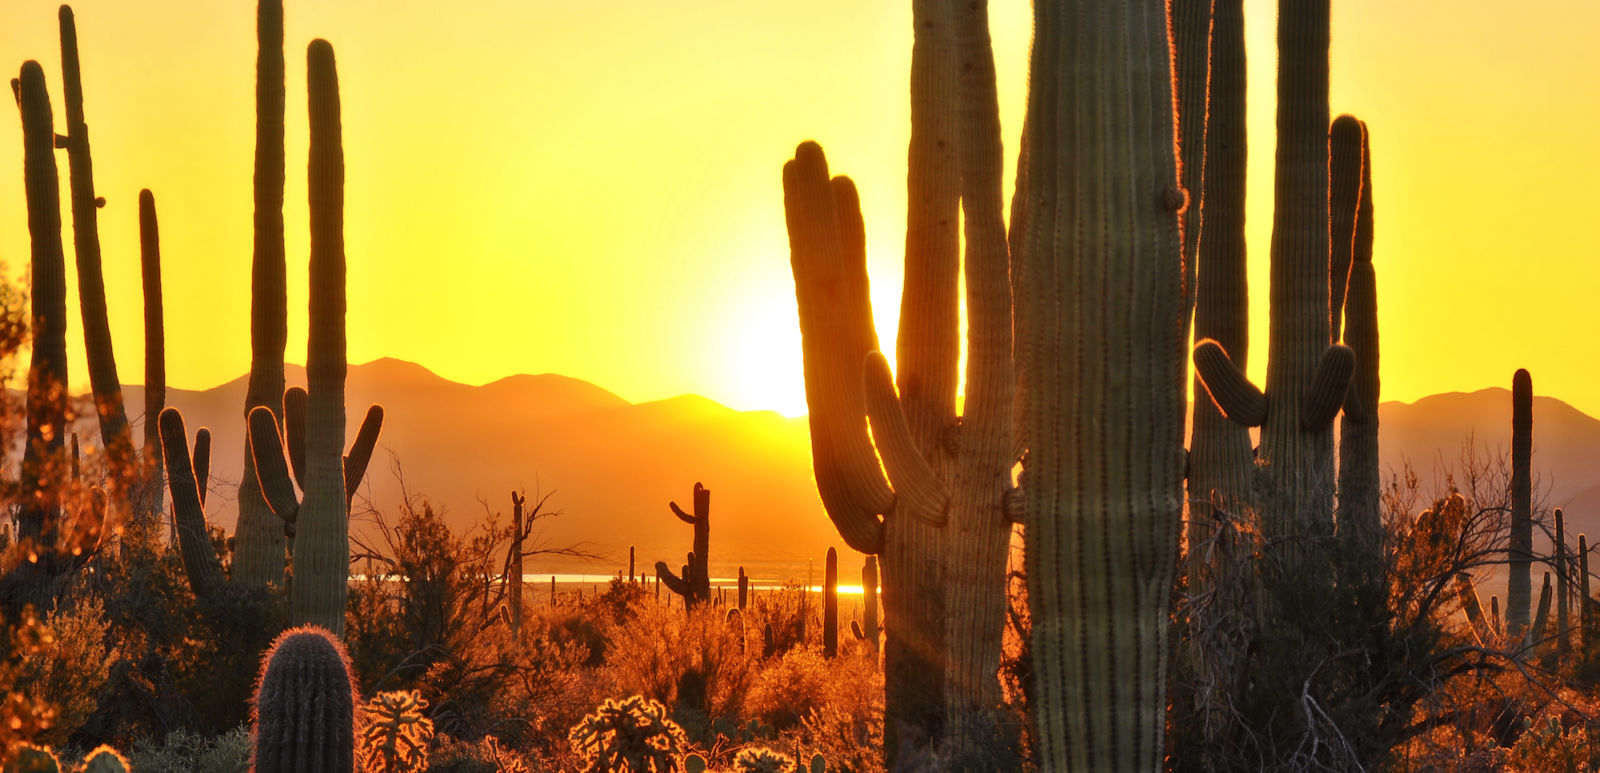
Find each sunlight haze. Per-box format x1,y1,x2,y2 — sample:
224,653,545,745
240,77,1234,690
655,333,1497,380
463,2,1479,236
0,0,1594,418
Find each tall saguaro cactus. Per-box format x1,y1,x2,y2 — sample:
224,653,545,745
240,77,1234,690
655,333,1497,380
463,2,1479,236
1018,0,1187,769
58,7,137,505
1508,368,1533,635
655,483,712,608
235,0,290,589
139,190,166,521
1191,0,1354,539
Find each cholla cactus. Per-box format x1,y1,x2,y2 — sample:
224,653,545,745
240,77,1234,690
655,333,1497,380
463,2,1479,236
358,690,434,773
731,747,794,773
568,696,688,773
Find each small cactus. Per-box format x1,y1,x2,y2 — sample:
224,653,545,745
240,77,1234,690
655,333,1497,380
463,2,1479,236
79,746,129,773
251,625,359,773
822,547,838,658
4,744,60,773
567,695,687,773
358,690,434,773
732,747,794,773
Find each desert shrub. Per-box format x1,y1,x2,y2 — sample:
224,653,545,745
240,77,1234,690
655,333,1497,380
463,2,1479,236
1503,715,1598,773
602,601,755,735
126,726,251,773
729,746,794,772
0,606,59,765
11,594,108,747
568,695,690,773
431,734,533,773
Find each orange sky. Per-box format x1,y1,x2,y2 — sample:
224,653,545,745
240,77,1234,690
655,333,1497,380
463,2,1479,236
0,1,1596,420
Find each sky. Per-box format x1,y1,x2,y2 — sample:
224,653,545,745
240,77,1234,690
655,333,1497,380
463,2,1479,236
0,1,1596,420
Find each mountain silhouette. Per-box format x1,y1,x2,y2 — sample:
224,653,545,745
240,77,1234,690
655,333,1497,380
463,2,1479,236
95,362,1600,587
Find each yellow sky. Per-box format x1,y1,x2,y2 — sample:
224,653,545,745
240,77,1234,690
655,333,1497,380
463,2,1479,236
0,1,1596,420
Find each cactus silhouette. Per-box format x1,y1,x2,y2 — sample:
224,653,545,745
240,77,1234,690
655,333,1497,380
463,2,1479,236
1335,116,1380,545
567,695,687,773
57,7,137,510
1191,0,1356,539
251,625,359,773
5,61,72,615
1557,508,1570,652
235,0,291,589
138,190,166,523
822,547,838,658
1508,368,1533,636
655,482,711,608
247,41,383,635
1015,1,1187,768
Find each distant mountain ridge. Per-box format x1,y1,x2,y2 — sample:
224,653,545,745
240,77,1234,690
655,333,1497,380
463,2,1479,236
93,360,1600,584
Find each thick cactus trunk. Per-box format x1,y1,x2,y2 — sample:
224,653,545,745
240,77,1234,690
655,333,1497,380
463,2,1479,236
139,191,166,523
1508,368,1533,635
1019,0,1186,769
297,39,350,636
1336,117,1380,546
1257,0,1337,537
823,547,839,658
236,0,290,589
943,1,1016,763
58,8,137,508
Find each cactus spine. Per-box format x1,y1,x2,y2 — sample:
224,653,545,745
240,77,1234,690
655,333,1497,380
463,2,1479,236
251,625,359,773
655,482,711,608
58,7,137,509
139,190,166,522
1335,116,1380,545
1017,0,1186,768
1508,369,1533,636
235,0,290,589
823,547,838,658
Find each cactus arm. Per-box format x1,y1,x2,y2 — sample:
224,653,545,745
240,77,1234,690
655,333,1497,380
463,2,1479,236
1172,0,1213,320
1193,339,1267,426
1527,571,1552,651
193,427,211,508
656,561,691,597
784,145,894,553
1456,573,1490,646
158,408,222,597
863,352,949,527
139,190,165,480
249,405,300,524
284,385,308,487
343,403,382,501
1328,115,1363,342
667,501,696,524
1299,343,1355,430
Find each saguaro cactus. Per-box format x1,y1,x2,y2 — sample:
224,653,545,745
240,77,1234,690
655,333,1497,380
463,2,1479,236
14,62,70,588
251,625,359,773
1017,0,1187,769
139,190,166,521
58,7,137,505
235,0,290,589
1508,368,1533,636
1335,116,1380,545
823,547,838,659
1557,508,1570,652
247,41,376,636
1192,0,1354,539
655,482,712,608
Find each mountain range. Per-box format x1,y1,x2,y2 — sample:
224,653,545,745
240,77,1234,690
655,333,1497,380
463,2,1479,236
97,359,1600,586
